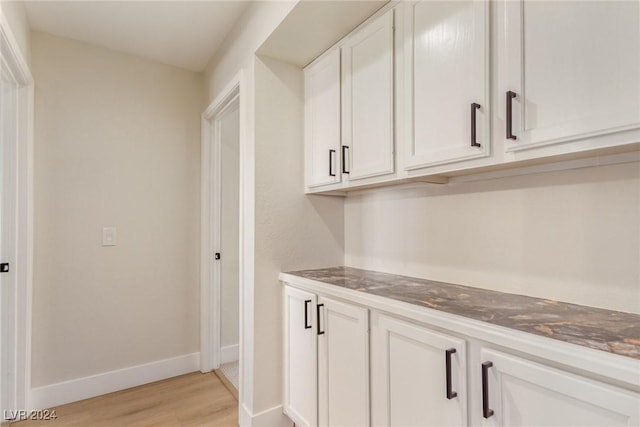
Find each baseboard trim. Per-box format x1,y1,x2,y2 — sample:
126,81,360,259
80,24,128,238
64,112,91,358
30,352,200,410
220,344,239,364
240,403,292,427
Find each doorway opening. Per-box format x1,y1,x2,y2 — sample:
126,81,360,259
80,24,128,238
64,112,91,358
201,80,241,399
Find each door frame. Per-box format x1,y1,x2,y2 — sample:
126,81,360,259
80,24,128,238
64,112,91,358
200,72,243,374
0,14,34,416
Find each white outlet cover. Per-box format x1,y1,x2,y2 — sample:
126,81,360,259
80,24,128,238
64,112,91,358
102,227,117,246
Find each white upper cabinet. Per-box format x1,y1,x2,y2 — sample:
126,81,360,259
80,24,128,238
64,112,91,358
341,8,395,181
479,349,640,427
404,0,490,170
499,0,640,153
304,1,640,193
305,48,341,188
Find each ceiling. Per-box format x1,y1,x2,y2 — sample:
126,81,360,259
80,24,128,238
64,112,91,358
24,1,252,72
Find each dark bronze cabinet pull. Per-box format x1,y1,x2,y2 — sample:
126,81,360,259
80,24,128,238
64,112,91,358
317,303,325,335
471,103,481,147
506,91,517,140
304,300,312,329
341,146,350,174
329,150,336,177
445,348,458,399
482,361,494,418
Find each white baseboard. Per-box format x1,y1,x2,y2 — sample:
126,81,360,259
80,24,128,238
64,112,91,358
240,403,292,427
220,344,239,364
29,352,200,410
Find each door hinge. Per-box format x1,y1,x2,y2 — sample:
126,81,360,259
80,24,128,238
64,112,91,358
214,253,221,260
0,263,9,273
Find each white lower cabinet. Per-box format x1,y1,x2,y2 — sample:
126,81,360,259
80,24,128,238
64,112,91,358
371,312,467,427
283,282,640,427
479,349,640,427
283,286,317,427
318,296,369,427
283,286,369,427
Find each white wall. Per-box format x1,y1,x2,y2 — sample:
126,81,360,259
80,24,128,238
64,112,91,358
31,32,202,387
0,0,30,64
345,161,640,314
253,56,344,412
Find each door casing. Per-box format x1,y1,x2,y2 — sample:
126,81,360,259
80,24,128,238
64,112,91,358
200,72,243,379
0,14,35,418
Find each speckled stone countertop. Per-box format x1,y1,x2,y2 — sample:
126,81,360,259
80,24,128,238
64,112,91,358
283,266,640,360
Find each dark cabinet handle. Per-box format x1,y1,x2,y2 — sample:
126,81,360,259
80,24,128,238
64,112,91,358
445,348,457,399
471,103,481,147
482,361,494,418
329,150,336,177
317,303,325,335
304,300,312,329
341,146,350,174
506,91,517,140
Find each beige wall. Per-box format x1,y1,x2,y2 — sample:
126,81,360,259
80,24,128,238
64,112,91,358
31,32,202,386
345,161,640,314
203,1,296,104
254,56,344,412
0,0,31,64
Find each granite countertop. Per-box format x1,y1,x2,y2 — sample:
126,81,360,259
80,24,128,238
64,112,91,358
284,266,640,360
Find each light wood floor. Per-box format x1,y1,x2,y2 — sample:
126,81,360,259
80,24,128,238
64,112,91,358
9,373,238,427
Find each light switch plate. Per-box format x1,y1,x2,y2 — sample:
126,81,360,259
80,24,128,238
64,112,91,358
102,227,117,246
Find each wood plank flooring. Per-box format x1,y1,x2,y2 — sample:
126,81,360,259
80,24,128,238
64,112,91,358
9,373,237,427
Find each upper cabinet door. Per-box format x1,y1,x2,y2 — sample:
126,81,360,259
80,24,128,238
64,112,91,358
342,9,395,181
404,0,490,170
500,1,640,152
305,48,341,188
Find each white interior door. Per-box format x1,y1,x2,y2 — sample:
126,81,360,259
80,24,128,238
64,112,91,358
214,97,240,366
1,70,19,419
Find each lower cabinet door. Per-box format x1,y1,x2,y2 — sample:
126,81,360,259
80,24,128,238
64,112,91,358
283,286,317,427
371,312,467,427
479,348,640,427
317,296,369,427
